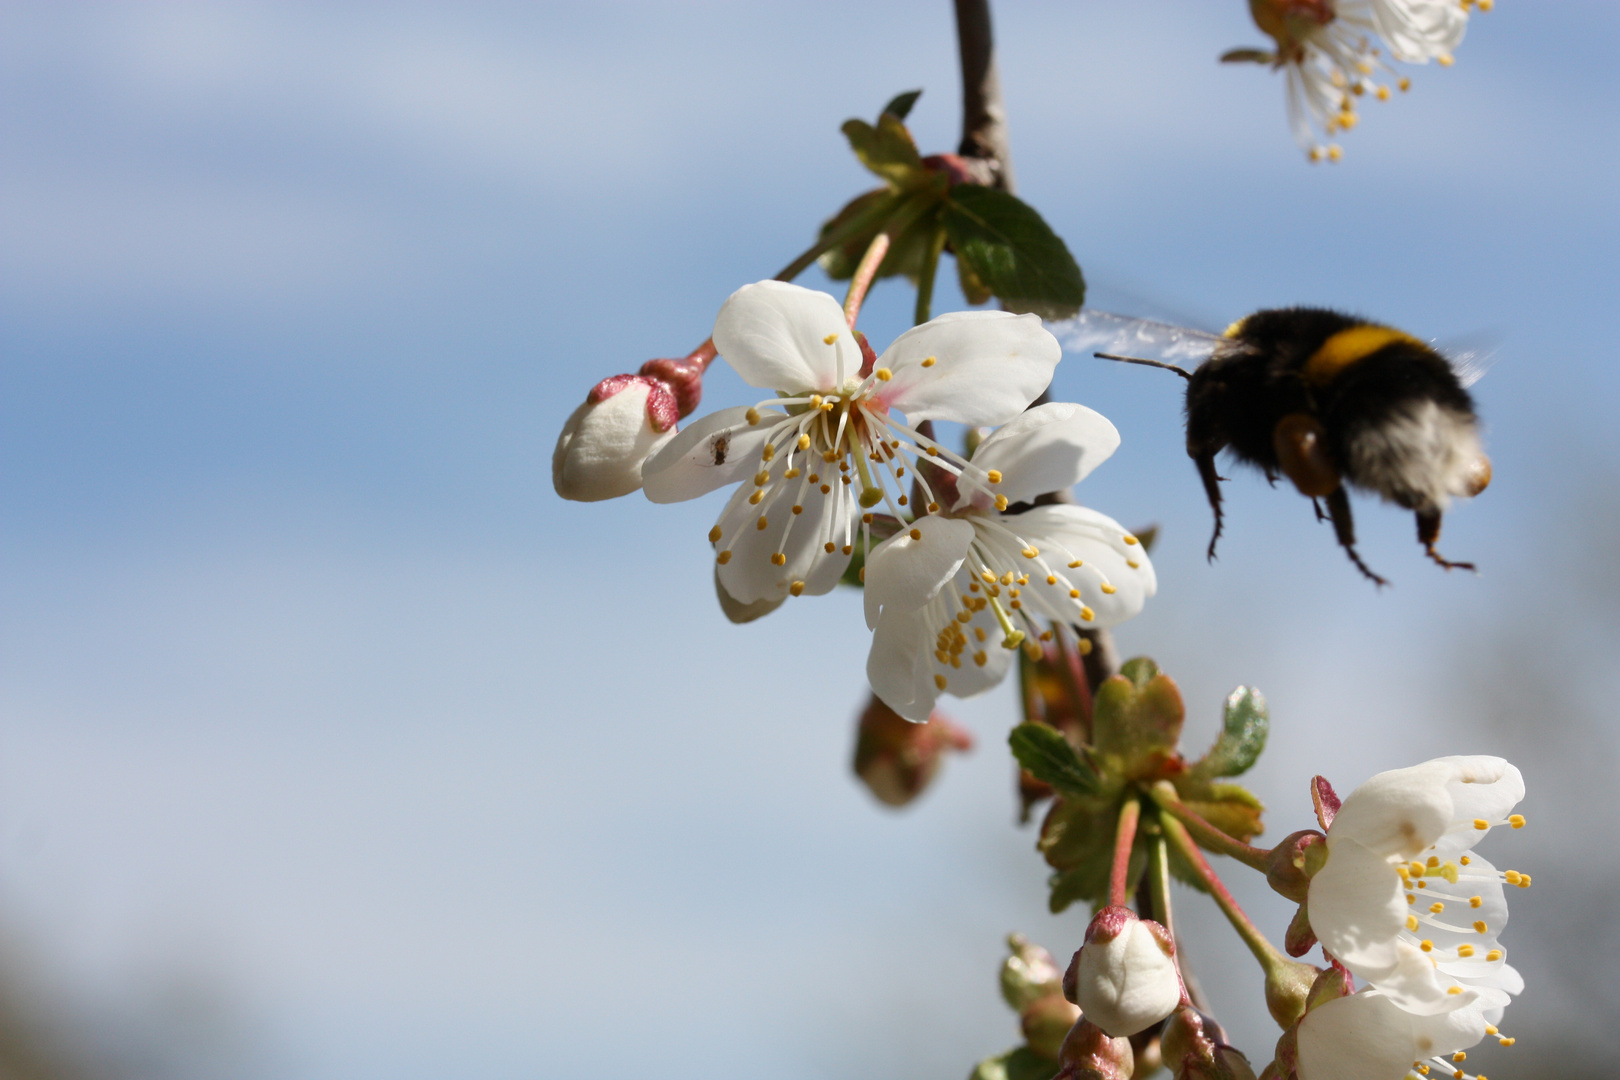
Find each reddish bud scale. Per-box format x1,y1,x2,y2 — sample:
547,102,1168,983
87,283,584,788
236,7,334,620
587,372,685,434
1309,775,1340,830
639,355,706,418
920,152,977,186
853,331,879,378
1266,830,1326,903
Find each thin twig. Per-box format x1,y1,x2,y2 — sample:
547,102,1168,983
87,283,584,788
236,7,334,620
953,0,1016,191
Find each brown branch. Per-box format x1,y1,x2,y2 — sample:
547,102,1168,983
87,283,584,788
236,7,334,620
953,0,1016,192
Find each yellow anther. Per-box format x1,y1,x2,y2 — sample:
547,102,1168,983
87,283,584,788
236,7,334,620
745,408,761,425
841,544,852,555
921,356,936,367
1469,895,1482,908
1517,875,1531,888
1410,862,1427,878
789,580,805,597
1473,921,1487,934
1068,559,1082,569
770,552,786,566
1458,945,1475,957
1485,1025,1497,1036
708,526,723,543
1447,987,1463,997
909,528,922,541
717,550,732,565
863,513,874,525
785,467,801,479
1427,856,1440,868
927,502,940,513
1438,53,1454,66
1430,903,1444,914
823,542,836,554
808,473,820,484
1460,855,1471,865
968,582,980,592
858,566,864,582
955,611,971,624
981,569,996,584
1080,606,1095,621
1309,146,1325,163
986,470,1003,484
973,627,986,643
1406,894,1416,904
822,451,837,463
934,674,947,691
1420,939,1433,952
821,399,835,412
1039,630,1052,642
1474,818,1490,830
993,495,1008,511
749,490,765,505
1127,560,1140,569
1021,546,1038,559
756,516,769,531
950,656,961,668
973,650,987,666
1498,1037,1514,1047
754,470,770,486
1479,0,1493,8
1509,814,1525,828
1078,638,1093,656
822,333,838,345
1009,588,1020,598
1452,1053,1465,1063
1046,575,1058,585
1009,600,1022,610
897,495,908,506
1407,915,1420,931
761,444,775,462
1328,145,1343,161
1023,640,1042,660
791,505,803,516
1376,84,1391,100
822,484,833,493
874,367,892,382
1338,111,1358,130
1416,881,1427,889
797,434,811,450
1099,583,1117,595
1001,571,1015,586
1399,76,1412,91
1503,871,1520,885
1123,535,1138,545
1068,588,1081,599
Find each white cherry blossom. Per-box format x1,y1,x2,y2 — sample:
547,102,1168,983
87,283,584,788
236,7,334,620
1073,906,1183,1038
1229,0,1478,161
1307,756,1527,1039
862,402,1155,722
642,280,1061,613
1295,985,1487,1080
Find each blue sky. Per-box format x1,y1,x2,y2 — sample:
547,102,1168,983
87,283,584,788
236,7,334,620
1,4,1617,1078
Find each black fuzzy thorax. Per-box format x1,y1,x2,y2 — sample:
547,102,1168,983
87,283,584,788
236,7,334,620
1184,306,1476,480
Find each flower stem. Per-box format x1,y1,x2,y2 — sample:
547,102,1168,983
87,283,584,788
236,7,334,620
1109,795,1141,908
913,225,949,326
772,193,901,284
1148,780,1271,872
843,231,891,328
1159,812,1287,974
683,337,719,373
1146,830,1173,939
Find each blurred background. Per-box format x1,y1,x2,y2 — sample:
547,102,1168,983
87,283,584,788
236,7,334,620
1,2,1616,1077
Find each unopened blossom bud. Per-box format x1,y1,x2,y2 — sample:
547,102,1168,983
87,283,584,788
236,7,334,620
1069,906,1183,1038
852,695,974,807
1161,1007,1257,1080
1001,933,1065,1012
1262,955,1322,1030
1264,830,1326,903
1023,994,1083,1060
552,353,706,502
1057,1017,1134,1080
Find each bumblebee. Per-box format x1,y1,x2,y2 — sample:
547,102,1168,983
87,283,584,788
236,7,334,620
1057,307,1492,584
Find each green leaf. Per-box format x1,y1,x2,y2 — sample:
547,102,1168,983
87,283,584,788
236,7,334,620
841,114,924,187
941,185,1085,319
971,1046,1060,1080
816,189,943,283
1090,663,1185,776
880,88,922,121
1193,687,1270,778
1009,723,1098,796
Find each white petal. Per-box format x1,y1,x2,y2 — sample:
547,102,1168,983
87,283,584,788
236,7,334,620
966,402,1120,506
642,406,785,504
1076,920,1182,1038
867,605,940,723
1430,756,1524,829
1327,760,1454,858
873,310,1060,426
1308,836,1408,977
1297,990,1485,1080
712,280,857,392
715,469,853,604
714,567,786,624
863,516,976,629
996,505,1156,627
1369,939,1472,1017
553,384,676,502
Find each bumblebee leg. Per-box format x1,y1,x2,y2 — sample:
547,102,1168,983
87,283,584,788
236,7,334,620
1324,488,1389,587
1415,510,1476,572
1311,498,1327,523
1193,451,1224,561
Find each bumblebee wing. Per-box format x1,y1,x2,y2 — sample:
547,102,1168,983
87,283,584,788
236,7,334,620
1436,338,1500,389
1046,310,1225,367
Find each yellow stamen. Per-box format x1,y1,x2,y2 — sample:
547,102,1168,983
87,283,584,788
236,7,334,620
909,528,922,541
874,367,892,381
717,550,732,565
708,526,723,543
921,356,936,368
986,470,1002,484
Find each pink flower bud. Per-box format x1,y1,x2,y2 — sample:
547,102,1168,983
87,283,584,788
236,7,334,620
852,695,973,807
1056,1017,1134,1080
552,375,678,502
1069,906,1183,1038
